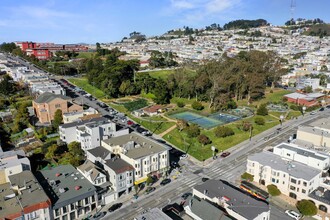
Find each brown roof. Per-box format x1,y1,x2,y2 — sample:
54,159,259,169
143,105,163,113
79,113,102,121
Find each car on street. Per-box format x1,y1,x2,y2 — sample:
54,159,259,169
127,120,134,125
160,178,171,186
221,152,231,157
181,192,192,200
145,187,156,194
92,211,106,220
285,210,301,220
310,111,317,115
108,203,122,212
319,107,325,111
202,177,209,182
179,154,188,160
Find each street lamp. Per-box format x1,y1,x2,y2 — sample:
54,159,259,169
280,115,284,126
211,146,216,159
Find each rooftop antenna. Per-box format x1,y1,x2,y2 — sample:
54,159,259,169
290,0,296,21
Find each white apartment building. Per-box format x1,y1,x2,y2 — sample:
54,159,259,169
59,117,129,151
102,132,169,184
0,150,31,184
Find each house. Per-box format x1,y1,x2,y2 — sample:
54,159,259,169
35,165,98,220
101,132,170,184
193,179,270,220
59,117,129,151
0,111,13,122
142,105,163,116
284,92,325,107
1,171,52,220
63,108,99,124
77,160,107,186
33,92,83,124
0,149,31,184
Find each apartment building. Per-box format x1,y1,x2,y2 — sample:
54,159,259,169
33,92,83,123
190,179,270,220
36,165,98,220
59,117,129,151
0,149,31,184
101,132,169,184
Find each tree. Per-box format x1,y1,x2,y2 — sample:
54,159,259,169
237,121,253,132
214,126,234,138
53,109,63,130
267,184,281,196
191,101,204,110
296,200,317,216
257,103,268,116
68,141,85,162
303,86,313,93
146,175,154,186
177,119,189,132
241,172,254,181
185,124,200,138
177,101,185,108
197,134,211,146
0,74,16,96
255,117,265,125
152,79,171,104
45,144,58,161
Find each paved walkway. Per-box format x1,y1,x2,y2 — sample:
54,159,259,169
158,114,178,137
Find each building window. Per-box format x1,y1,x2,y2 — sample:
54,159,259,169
85,198,89,205
271,178,276,183
70,204,75,211
55,104,61,108
302,189,306,193
303,182,307,187
283,174,286,177
290,178,296,184
290,185,296,190
63,206,67,214
62,215,68,220
297,188,299,192
55,209,61,216
130,172,132,176
298,180,301,185
287,153,290,156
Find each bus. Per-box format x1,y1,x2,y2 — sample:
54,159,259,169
240,181,269,201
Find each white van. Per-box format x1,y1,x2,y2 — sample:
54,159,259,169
285,210,301,220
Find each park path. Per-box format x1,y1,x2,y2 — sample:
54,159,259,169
158,114,177,137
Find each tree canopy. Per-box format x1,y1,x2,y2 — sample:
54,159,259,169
223,19,268,30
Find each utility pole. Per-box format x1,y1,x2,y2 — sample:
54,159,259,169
290,0,296,21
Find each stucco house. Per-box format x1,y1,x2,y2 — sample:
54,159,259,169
33,92,83,124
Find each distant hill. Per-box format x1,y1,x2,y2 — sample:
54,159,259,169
303,24,330,38
223,19,268,30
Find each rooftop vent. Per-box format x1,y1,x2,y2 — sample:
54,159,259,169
56,173,61,177
75,186,81,190
74,177,78,181
59,188,66,193
49,180,56,186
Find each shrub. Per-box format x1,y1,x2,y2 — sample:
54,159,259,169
282,96,288,102
256,103,268,116
123,98,148,111
267,184,281,196
289,104,299,111
236,121,253,132
255,117,265,125
296,199,317,216
226,99,237,109
177,101,185,108
214,126,235,138
270,89,273,93
191,101,204,110
185,124,200,138
241,172,254,182
197,134,211,145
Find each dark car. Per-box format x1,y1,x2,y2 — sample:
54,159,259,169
320,107,325,111
202,177,209,182
181,192,192,200
108,203,122,212
92,211,106,220
221,152,231,158
160,178,171,186
145,187,156,194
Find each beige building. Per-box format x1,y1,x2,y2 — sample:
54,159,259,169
33,92,83,123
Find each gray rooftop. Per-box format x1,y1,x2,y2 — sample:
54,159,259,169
87,146,112,160
36,165,96,209
0,183,21,219
298,126,330,138
248,151,321,180
194,180,269,220
275,143,329,161
8,171,50,209
134,207,172,220
308,117,330,131
185,196,231,220
310,186,330,205
102,132,168,159
60,117,108,129
34,92,70,103
105,157,134,174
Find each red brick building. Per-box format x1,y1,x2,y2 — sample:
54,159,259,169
15,41,37,51
284,92,325,107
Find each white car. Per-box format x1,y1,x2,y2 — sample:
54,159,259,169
180,154,188,160
285,210,301,220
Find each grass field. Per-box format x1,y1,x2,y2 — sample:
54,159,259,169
138,68,196,80
163,115,279,161
67,77,105,99
77,52,95,59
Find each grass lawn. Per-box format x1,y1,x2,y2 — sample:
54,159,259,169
77,52,95,59
269,111,286,119
170,97,199,106
286,111,302,119
163,115,279,161
138,68,196,80
67,77,105,99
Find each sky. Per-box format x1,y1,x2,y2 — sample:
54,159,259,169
1,0,329,44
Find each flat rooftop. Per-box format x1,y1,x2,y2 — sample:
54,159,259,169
309,117,330,131
134,207,172,220
102,132,168,159
36,165,96,209
194,179,269,220
0,183,21,219
248,151,321,181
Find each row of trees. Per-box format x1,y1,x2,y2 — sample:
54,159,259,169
223,19,268,30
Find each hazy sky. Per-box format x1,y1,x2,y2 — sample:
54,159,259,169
1,0,329,44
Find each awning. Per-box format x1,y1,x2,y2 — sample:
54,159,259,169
134,176,148,185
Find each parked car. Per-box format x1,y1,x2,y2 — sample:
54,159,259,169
171,161,179,168
180,154,188,160
319,107,325,111
181,192,192,200
145,187,156,194
221,152,231,158
310,111,317,115
160,178,171,186
92,211,106,220
108,203,122,212
127,120,134,125
202,177,209,182
285,210,301,220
